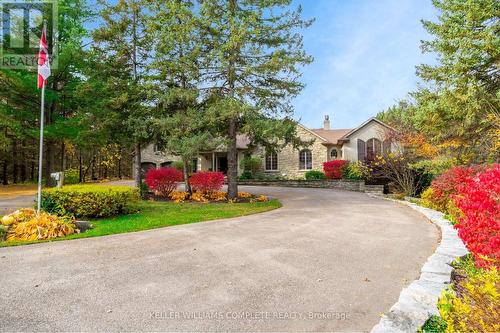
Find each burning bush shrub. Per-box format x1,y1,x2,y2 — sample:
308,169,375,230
421,165,483,212
145,167,183,197
189,171,224,194
422,164,499,269
453,164,500,269
323,160,348,179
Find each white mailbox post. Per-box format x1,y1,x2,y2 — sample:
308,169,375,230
50,172,64,188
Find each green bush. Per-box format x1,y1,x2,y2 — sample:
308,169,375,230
41,185,140,218
63,168,80,184
40,195,67,216
171,161,184,171
239,170,253,180
305,170,326,180
240,156,262,176
139,181,150,199
419,315,447,333
342,162,368,180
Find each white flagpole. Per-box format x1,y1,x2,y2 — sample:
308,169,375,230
36,82,45,214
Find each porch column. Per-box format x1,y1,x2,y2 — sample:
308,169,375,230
212,152,215,171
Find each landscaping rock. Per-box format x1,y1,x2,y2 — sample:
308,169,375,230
75,220,93,232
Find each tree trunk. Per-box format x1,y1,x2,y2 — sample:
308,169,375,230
134,143,141,188
79,149,83,183
20,140,27,182
60,141,66,185
45,141,55,186
30,159,35,181
182,158,191,194
227,117,238,199
12,140,18,183
1,159,7,185
118,155,122,179
91,153,96,180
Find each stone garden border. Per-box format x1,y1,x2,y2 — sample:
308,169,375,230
369,197,468,333
238,179,384,194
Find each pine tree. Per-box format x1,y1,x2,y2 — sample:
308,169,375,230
92,0,152,188
198,0,313,198
415,0,500,162
145,0,215,193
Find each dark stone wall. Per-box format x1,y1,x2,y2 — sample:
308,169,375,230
238,179,384,194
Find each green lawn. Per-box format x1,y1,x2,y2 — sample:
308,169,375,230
0,199,281,247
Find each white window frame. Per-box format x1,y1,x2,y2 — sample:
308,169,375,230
265,152,278,171
299,149,313,170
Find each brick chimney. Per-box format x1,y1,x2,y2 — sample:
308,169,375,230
323,115,330,130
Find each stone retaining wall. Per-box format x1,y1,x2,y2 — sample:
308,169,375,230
238,179,384,194
370,198,468,333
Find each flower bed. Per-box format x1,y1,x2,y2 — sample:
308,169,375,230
153,190,269,204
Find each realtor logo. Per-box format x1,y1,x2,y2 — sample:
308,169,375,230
0,0,57,69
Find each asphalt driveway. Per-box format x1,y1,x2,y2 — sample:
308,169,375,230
0,186,437,332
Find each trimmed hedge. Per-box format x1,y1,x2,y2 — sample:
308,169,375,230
41,185,140,218
304,170,326,180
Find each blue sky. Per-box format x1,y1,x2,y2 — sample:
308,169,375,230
293,0,438,129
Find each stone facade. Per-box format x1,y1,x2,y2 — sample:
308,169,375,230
252,124,334,179
135,117,400,180
140,144,182,168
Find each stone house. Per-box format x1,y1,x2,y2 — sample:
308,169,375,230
135,116,400,179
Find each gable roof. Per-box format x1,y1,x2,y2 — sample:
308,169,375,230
296,123,329,142
310,128,352,144
339,117,396,140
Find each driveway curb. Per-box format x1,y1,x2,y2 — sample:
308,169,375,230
369,197,468,333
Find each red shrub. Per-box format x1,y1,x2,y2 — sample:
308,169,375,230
189,171,224,194
323,160,349,179
453,164,500,269
144,167,183,197
427,165,484,212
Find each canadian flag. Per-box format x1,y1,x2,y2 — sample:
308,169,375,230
37,24,51,89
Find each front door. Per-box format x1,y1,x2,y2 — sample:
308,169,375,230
217,156,228,174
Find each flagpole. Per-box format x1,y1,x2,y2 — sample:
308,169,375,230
36,82,45,214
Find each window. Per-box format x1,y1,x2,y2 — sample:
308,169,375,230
330,149,338,159
383,139,391,154
192,159,198,173
265,152,278,171
366,138,382,160
299,149,312,170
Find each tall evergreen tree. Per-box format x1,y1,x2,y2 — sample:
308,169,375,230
198,0,313,198
92,0,152,188
415,0,499,161
0,0,91,184
145,0,215,193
